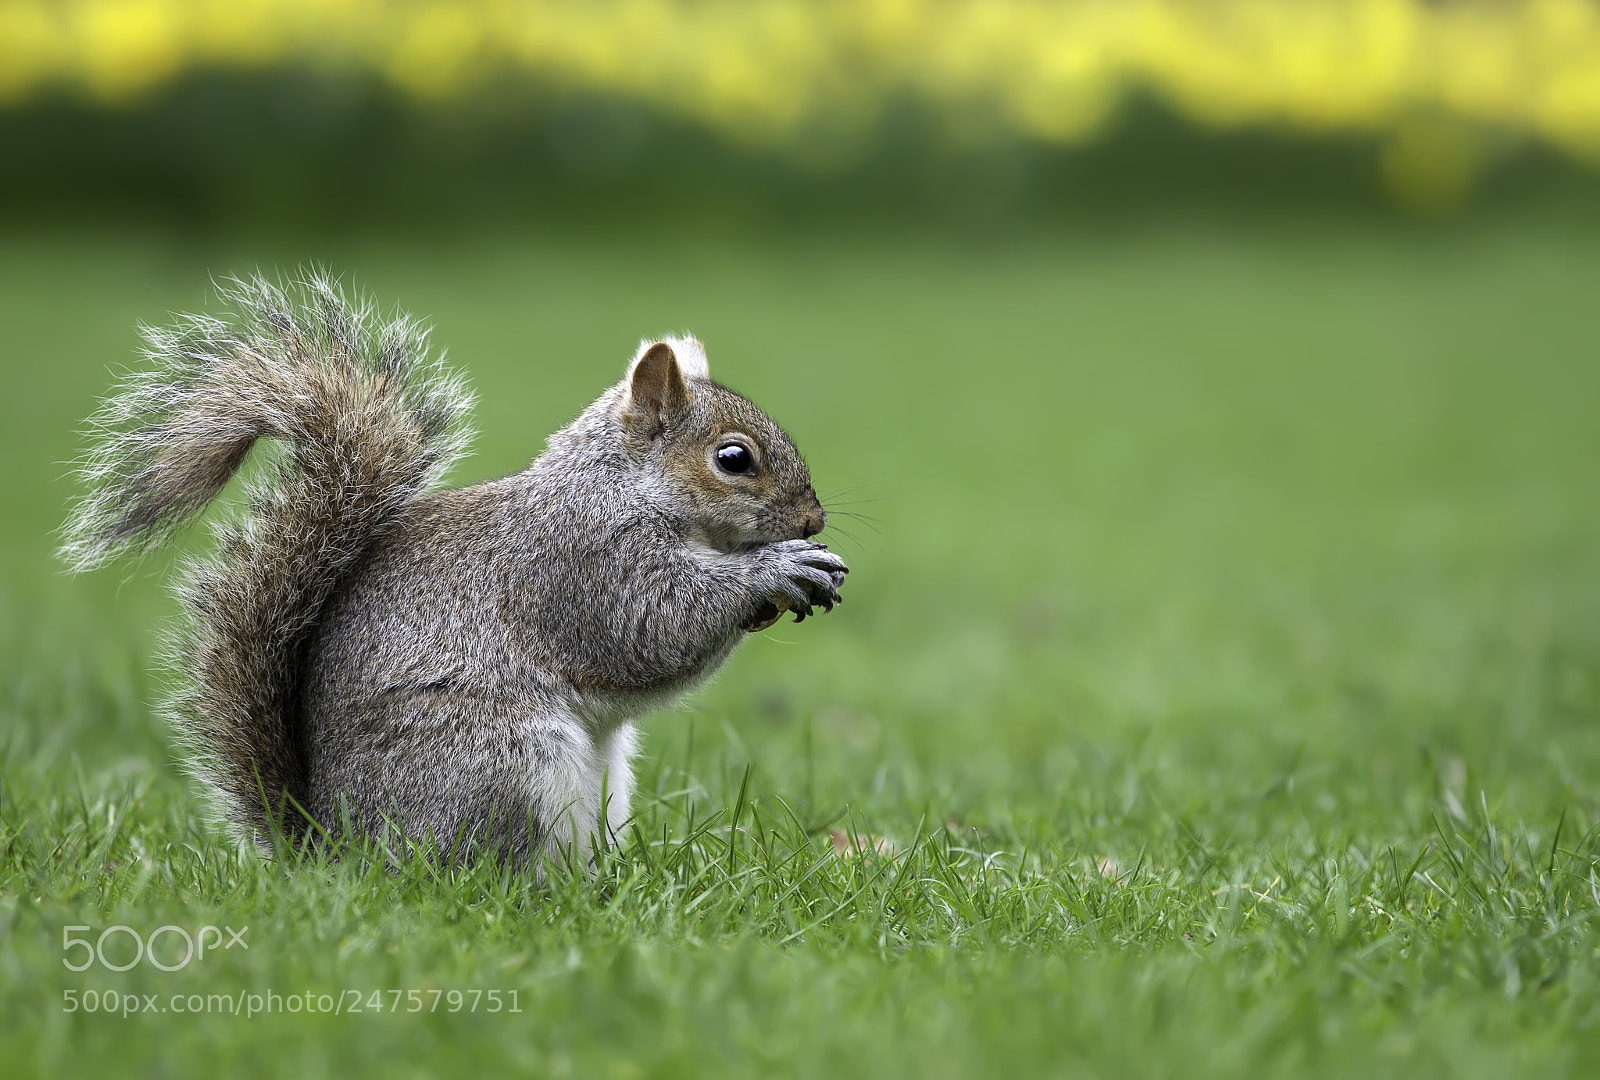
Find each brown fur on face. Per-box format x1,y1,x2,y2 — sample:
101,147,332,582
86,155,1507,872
622,344,825,551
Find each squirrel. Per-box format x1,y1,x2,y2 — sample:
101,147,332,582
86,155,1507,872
60,272,848,867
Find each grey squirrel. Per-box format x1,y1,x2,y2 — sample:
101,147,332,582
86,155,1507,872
61,272,847,866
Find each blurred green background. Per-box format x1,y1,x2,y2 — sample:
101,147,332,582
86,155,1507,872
5,3,1600,1077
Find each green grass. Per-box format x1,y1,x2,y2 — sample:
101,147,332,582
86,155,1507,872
3,215,1600,1077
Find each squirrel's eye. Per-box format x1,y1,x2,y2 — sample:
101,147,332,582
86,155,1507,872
715,443,754,475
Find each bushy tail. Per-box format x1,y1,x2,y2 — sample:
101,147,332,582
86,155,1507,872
61,272,474,844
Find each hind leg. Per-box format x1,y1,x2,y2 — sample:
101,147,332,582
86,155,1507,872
307,690,556,867
307,691,638,873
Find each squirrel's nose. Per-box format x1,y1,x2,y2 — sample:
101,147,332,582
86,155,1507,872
801,509,825,538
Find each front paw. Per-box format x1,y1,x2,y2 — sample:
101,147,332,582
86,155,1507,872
749,539,849,628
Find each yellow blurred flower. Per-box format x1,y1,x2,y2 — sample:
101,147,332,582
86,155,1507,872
3,0,1600,169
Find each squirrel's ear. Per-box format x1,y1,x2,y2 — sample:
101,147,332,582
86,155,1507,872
626,335,709,382
625,341,692,440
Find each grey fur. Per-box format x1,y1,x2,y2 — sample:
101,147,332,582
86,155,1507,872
61,272,846,868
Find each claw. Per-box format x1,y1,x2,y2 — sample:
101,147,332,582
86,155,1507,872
756,539,845,630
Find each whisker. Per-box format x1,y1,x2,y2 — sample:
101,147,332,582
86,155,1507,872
824,509,882,532
821,482,884,502
818,525,870,556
